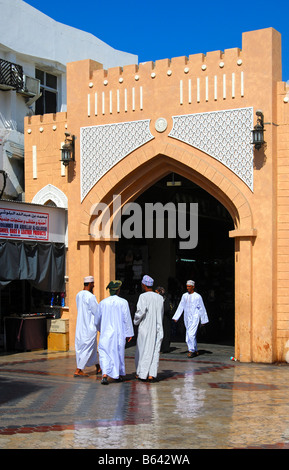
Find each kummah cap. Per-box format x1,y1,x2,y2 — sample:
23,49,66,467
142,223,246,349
106,280,122,291
84,276,94,283
186,280,195,286
142,275,154,286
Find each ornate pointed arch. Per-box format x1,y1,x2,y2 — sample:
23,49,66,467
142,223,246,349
32,184,68,209
81,142,253,236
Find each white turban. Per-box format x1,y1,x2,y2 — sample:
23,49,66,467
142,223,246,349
84,276,94,283
186,280,195,286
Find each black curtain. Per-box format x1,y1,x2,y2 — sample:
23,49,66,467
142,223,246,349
0,240,65,292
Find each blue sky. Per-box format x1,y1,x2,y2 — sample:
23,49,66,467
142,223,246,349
24,0,289,81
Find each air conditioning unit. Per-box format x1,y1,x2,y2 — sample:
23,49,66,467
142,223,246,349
18,75,41,97
0,82,14,91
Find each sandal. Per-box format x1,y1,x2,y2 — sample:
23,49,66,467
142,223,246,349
115,376,124,382
187,351,199,358
74,369,89,377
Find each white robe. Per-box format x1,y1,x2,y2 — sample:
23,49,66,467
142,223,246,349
96,295,134,379
75,290,99,369
172,291,209,352
134,291,164,380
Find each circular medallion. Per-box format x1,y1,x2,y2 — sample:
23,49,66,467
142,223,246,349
155,118,167,133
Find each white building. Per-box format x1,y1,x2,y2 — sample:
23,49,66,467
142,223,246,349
0,0,137,200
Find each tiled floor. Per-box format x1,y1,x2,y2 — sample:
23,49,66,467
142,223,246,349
1,342,289,450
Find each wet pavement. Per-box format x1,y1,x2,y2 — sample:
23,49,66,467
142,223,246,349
1,341,289,451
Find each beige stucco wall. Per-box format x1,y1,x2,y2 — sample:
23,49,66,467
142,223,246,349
276,81,289,360
24,27,289,362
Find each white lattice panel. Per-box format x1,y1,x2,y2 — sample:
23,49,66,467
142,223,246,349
80,120,154,201
169,107,254,190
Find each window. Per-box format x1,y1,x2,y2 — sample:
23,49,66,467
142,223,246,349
35,69,58,115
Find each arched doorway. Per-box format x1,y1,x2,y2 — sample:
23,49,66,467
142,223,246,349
86,147,254,360
115,172,235,345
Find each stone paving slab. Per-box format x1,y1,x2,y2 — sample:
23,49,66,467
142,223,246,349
1,342,289,450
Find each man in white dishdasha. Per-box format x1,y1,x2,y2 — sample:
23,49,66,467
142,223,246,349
96,280,134,385
74,276,100,377
134,275,164,382
173,280,209,358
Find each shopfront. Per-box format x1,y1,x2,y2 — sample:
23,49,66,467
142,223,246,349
0,200,67,352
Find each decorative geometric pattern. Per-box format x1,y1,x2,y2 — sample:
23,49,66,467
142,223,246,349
169,107,254,190
80,120,154,201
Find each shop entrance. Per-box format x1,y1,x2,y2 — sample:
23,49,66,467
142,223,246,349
115,173,235,345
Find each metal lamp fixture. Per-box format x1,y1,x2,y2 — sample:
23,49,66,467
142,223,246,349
60,133,75,166
252,110,265,150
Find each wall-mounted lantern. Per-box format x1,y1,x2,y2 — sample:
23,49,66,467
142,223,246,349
60,133,75,166
252,110,265,150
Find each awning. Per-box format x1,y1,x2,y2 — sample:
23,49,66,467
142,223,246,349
0,240,65,292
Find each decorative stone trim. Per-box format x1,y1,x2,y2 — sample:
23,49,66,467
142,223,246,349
168,107,254,190
80,120,154,201
32,184,68,209
155,118,168,133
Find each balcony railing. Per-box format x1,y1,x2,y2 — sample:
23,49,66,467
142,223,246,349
0,58,24,91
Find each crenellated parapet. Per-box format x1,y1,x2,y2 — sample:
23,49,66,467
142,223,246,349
25,111,67,128
24,111,69,155
24,111,71,202
82,47,245,118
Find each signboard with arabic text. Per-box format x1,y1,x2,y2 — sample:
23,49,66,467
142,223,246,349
0,207,49,240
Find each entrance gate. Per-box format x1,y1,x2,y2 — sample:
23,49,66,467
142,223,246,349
85,149,254,360
24,28,287,362
115,173,235,345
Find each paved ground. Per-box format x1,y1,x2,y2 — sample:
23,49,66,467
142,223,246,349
1,341,289,452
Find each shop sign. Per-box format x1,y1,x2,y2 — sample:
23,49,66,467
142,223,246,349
0,207,49,240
